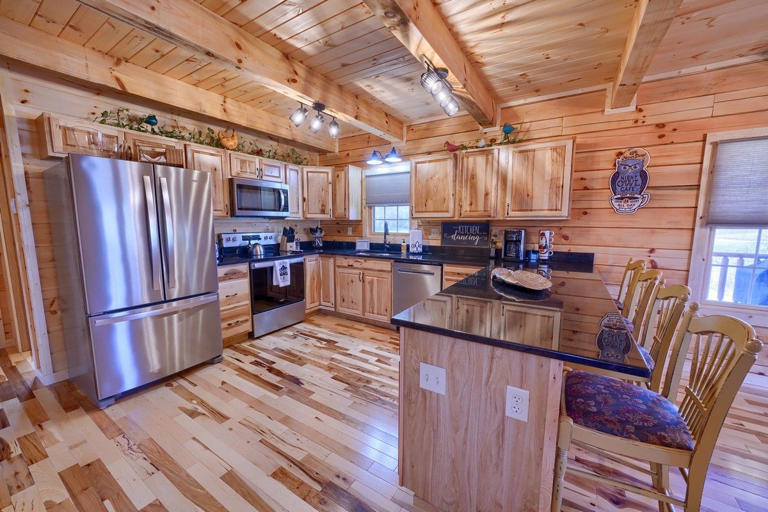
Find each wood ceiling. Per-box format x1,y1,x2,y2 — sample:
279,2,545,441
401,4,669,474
0,0,765,146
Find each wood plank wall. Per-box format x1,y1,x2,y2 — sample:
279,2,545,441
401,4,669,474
319,60,768,356
2,61,319,375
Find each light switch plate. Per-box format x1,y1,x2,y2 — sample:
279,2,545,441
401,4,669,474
419,363,446,395
505,385,529,422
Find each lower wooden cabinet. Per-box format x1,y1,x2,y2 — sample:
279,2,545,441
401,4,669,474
335,267,364,316
217,264,251,345
320,256,335,309
304,255,321,312
362,271,392,322
442,264,485,289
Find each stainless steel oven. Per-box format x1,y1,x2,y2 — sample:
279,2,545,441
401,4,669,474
230,178,290,217
250,257,305,337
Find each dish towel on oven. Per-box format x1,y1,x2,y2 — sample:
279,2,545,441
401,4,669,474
273,260,290,287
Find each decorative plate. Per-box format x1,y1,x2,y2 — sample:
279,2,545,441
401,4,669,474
491,267,552,291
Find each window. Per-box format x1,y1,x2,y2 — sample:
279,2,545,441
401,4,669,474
705,227,768,306
372,205,410,234
690,129,768,323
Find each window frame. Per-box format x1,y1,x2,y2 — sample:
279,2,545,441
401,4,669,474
689,127,768,327
370,204,410,235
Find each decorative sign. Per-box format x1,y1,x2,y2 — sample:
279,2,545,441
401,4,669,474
596,312,633,362
441,221,490,247
609,147,651,215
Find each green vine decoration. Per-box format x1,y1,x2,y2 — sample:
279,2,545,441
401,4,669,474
94,108,309,165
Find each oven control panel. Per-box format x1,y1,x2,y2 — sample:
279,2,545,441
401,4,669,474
219,232,276,248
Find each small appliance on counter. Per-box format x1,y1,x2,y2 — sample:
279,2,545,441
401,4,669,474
310,225,324,248
409,229,423,253
502,229,526,261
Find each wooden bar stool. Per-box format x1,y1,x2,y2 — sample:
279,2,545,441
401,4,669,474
638,284,691,398
551,303,763,512
625,269,664,330
615,258,646,315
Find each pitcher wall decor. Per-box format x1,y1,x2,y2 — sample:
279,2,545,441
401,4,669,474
609,147,651,214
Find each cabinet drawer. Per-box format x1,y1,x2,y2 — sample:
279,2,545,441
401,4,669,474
219,278,250,308
217,264,249,282
442,264,484,289
221,304,251,338
335,256,392,272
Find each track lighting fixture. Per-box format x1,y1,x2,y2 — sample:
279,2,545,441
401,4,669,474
289,102,308,127
288,101,340,138
420,57,460,117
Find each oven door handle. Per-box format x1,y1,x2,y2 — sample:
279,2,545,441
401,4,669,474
250,257,304,269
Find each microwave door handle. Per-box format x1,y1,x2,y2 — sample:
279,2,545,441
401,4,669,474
279,188,285,212
142,175,161,291
160,176,176,289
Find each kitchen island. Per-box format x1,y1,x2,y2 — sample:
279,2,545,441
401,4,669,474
391,262,650,512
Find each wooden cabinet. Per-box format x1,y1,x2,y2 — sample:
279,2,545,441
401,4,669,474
498,138,574,219
335,257,392,322
320,256,335,309
303,166,333,219
260,158,285,182
362,271,392,322
495,303,561,349
285,164,303,219
458,148,498,218
410,154,456,218
217,264,251,345
185,143,230,217
453,296,492,336
335,267,364,316
442,264,484,289
304,255,321,312
332,165,362,220
125,132,186,166
37,113,124,158
229,152,260,179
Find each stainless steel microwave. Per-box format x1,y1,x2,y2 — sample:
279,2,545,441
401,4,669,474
230,178,290,217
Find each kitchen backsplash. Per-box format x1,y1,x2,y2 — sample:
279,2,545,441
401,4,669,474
214,219,322,241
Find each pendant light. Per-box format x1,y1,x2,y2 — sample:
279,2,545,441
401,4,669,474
328,117,340,138
366,150,384,165
420,57,460,117
384,147,402,163
309,103,325,133
289,102,308,127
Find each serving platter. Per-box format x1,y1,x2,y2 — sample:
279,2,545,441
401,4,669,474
491,267,552,291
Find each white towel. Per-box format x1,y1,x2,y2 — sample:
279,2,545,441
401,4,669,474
273,260,290,287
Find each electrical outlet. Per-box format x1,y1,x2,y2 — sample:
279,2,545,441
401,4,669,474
419,363,446,395
430,228,440,237
505,385,529,422
347,226,353,235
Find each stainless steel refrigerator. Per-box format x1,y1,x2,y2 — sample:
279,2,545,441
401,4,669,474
47,154,222,407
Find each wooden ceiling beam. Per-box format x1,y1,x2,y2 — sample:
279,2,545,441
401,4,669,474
76,0,405,142
0,17,335,152
362,0,498,127
610,0,683,109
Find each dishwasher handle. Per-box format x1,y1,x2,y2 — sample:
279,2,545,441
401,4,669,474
396,269,437,276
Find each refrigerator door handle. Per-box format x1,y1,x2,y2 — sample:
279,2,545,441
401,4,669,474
142,175,161,291
92,294,218,327
159,176,176,289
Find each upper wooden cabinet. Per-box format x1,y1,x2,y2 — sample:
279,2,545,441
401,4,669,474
458,148,498,218
126,132,186,167
185,143,230,218
285,164,303,219
498,138,574,219
303,166,333,219
37,114,124,158
230,154,284,183
410,154,456,218
332,165,362,220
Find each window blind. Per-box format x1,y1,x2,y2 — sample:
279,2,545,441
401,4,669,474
707,137,768,225
365,168,410,205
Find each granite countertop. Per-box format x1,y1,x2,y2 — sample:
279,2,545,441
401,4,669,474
217,246,494,267
391,261,650,378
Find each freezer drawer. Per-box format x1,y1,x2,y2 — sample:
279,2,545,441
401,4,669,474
88,294,222,400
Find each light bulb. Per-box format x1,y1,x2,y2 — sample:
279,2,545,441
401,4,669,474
443,96,459,116
328,118,339,138
309,112,324,133
289,104,307,126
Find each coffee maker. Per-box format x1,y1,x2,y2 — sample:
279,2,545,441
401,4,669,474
502,229,525,261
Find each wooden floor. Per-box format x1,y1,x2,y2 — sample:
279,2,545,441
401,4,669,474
0,313,764,511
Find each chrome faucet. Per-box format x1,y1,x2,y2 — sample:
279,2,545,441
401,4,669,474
383,221,390,251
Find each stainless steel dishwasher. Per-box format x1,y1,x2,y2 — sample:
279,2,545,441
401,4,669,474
393,262,443,314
